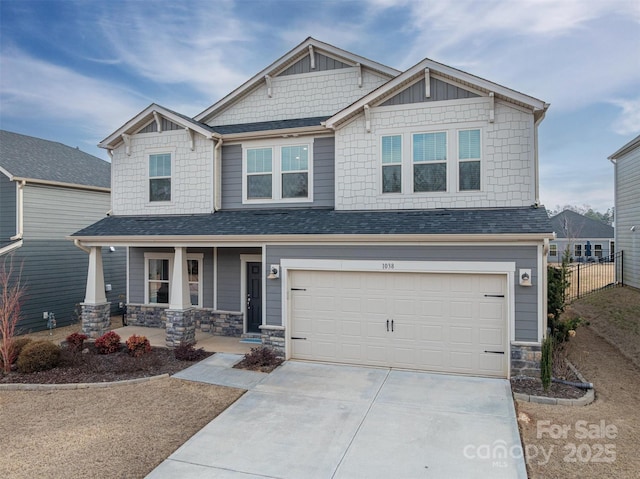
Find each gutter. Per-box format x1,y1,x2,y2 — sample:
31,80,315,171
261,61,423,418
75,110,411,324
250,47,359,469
0,240,23,257
213,138,223,211
10,177,110,193
73,239,91,254
10,180,25,240
533,104,549,206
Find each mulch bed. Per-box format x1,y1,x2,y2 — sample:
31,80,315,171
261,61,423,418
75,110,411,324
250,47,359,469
0,343,212,384
510,377,586,399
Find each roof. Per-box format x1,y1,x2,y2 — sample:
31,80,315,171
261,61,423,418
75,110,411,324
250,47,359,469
72,206,553,239
608,134,640,160
549,210,614,239
210,117,330,135
325,57,549,129
0,130,111,189
194,37,400,123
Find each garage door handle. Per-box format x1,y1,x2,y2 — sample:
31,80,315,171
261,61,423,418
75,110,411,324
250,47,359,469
484,350,505,354
391,319,394,332
291,337,307,340
386,320,389,332
484,294,505,298
291,288,307,291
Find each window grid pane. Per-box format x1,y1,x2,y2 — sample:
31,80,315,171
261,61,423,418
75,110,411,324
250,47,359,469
414,163,446,192
282,146,308,172
150,154,171,177
459,160,481,191
247,148,273,174
247,174,273,199
382,135,402,164
150,178,171,201
282,172,308,198
459,130,481,160
413,132,446,163
382,165,401,193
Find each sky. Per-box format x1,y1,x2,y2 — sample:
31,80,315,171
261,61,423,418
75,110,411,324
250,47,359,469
1,0,639,213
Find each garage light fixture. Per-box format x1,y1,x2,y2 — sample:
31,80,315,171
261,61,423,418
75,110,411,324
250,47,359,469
268,265,280,280
519,269,532,287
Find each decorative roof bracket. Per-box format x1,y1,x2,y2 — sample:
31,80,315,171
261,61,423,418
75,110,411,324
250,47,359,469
265,74,272,98
185,128,195,151
121,133,131,156
309,45,315,69
424,68,431,98
356,63,362,88
153,111,162,133
489,92,495,123
364,104,371,133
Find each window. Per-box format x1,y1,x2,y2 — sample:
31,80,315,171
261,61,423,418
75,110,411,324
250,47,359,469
574,244,582,257
246,148,273,199
594,244,603,258
281,145,309,198
550,244,557,257
458,129,481,191
381,135,402,193
413,132,447,192
149,154,171,201
148,258,170,304
145,253,202,307
243,142,312,202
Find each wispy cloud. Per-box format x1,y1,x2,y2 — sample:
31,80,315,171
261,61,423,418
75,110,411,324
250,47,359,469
609,97,640,136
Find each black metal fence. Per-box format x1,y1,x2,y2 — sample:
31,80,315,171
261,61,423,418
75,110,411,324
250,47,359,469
563,251,624,303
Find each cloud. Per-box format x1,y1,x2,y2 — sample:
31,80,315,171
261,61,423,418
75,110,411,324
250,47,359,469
609,97,640,136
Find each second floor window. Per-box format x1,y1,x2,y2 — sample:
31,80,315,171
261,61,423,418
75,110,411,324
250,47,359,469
458,129,481,191
382,135,402,193
149,153,171,202
281,145,309,198
550,244,557,257
413,132,447,192
246,148,273,199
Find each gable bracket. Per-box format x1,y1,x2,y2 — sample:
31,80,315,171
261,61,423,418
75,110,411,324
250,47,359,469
364,104,371,133
265,74,272,98
121,133,131,156
308,45,315,69
424,68,431,98
356,63,362,88
489,92,495,123
185,127,195,151
153,111,163,133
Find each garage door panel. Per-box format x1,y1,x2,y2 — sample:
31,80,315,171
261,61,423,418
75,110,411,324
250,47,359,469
290,270,507,377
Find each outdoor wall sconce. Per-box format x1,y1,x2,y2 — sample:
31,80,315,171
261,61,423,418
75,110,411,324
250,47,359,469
519,269,532,287
109,246,116,252
267,265,280,280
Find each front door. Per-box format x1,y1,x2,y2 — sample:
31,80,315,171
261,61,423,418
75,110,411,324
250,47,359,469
246,262,262,333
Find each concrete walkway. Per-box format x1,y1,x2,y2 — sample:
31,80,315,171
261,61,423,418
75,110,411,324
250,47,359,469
148,361,527,479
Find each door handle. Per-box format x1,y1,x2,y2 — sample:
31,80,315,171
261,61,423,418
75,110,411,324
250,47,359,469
386,319,389,331
391,319,394,332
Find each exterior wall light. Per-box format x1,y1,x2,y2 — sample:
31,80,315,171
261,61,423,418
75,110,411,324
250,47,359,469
267,265,280,279
519,269,532,287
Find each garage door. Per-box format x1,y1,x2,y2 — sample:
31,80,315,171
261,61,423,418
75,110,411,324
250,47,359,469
289,270,507,377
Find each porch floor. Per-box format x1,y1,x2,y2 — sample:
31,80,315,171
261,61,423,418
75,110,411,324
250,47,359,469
111,326,256,354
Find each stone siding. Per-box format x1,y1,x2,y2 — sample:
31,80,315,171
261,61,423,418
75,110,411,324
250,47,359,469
209,69,389,126
165,309,196,347
260,327,285,357
125,304,167,328
335,98,535,210
81,303,111,339
511,343,542,378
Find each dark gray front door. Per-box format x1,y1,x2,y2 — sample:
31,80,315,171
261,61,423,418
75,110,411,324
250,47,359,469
246,262,262,333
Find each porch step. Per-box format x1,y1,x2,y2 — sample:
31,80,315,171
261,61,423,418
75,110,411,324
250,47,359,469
240,333,262,345
241,333,262,339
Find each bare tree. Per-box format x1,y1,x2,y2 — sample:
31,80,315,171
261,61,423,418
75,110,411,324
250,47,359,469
0,256,26,373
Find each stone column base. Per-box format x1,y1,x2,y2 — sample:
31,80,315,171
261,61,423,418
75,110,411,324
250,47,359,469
260,326,285,357
511,343,542,378
81,303,111,339
165,309,196,347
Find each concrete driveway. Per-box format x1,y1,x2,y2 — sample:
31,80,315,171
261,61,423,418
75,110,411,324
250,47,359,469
148,361,526,479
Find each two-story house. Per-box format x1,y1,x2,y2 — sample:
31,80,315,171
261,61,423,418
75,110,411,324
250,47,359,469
72,38,553,378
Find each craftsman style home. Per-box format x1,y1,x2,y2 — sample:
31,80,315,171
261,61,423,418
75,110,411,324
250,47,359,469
72,38,553,378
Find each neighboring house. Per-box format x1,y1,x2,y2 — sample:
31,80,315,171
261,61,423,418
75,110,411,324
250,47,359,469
72,38,553,378
0,130,125,332
547,210,614,263
609,134,640,289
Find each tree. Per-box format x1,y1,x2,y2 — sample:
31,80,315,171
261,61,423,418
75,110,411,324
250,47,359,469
0,256,26,373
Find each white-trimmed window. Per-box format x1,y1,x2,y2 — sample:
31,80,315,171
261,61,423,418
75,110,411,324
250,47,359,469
550,244,557,257
381,135,402,193
144,253,203,307
458,129,481,191
149,153,171,202
594,244,603,258
243,141,312,203
574,244,582,257
413,132,447,192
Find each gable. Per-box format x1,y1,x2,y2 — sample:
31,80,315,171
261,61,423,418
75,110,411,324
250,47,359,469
380,77,479,106
278,52,351,76
137,117,183,134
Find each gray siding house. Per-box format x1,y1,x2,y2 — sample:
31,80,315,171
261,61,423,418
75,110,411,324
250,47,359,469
72,38,553,378
609,134,640,289
0,130,125,332
547,210,614,263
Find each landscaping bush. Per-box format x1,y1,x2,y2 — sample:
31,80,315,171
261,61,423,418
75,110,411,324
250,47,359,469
241,347,283,369
65,332,88,353
540,335,553,391
0,337,32,370
174,341,207,361
16,340,61,373
95,331,121,354
126,334,151,358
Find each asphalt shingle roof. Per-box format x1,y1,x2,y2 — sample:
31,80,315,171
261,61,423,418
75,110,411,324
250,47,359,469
72,206,553,238
550,210,613,239
210,117,330,135
0,130,111,188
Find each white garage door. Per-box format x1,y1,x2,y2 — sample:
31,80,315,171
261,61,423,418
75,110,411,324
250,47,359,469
289,270,508,377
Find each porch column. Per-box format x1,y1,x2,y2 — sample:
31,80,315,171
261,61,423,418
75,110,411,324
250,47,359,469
166,247,195,346
81,247,111,338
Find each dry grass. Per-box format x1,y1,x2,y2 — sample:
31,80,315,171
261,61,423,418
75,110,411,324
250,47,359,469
564,263,616,301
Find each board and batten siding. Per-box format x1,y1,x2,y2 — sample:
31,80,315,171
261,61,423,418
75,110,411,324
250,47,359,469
615,145,640,289
0,173,17,242
221,137,335,209
266,244,540,342
380,77,479,106
278,52,350,76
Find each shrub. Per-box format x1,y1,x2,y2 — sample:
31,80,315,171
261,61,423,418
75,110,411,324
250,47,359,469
126,334,151,358
95,331,121,354
65,332,88,353
540,335,553,391
0,337,32,370
551,315,584,343
17,340,61,373
174,341,207,361
241,347,283,369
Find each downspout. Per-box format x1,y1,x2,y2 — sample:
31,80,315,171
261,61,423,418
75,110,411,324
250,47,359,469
10,180,26,240
214,138,223,211
73,239,91,254
533,106,549,206
542,237,550,337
